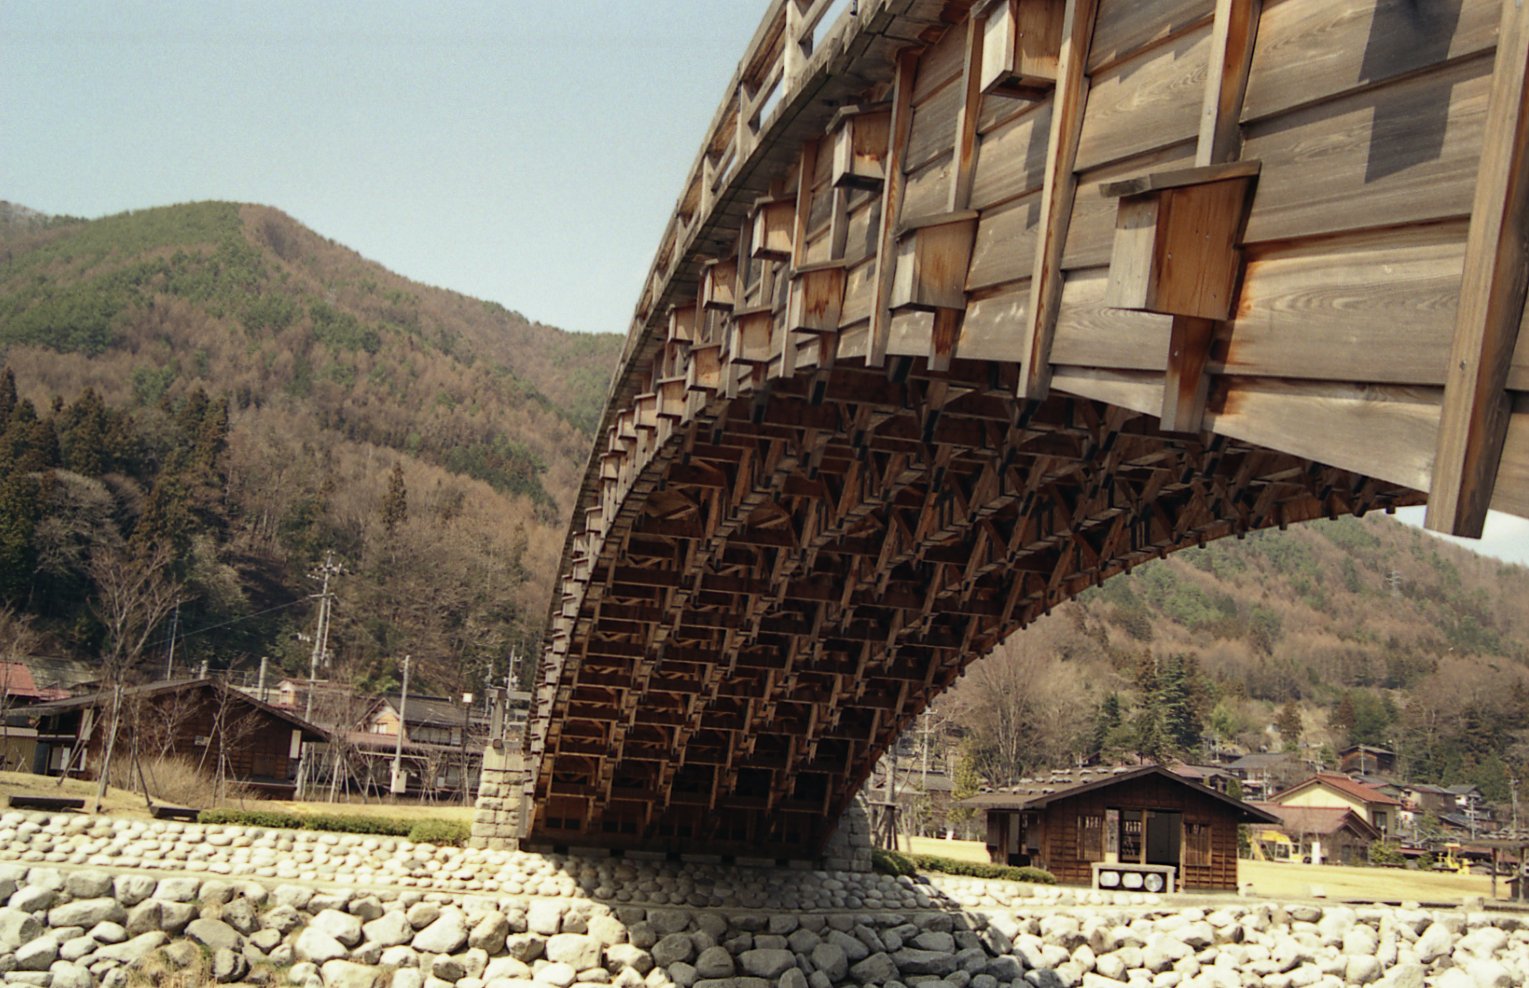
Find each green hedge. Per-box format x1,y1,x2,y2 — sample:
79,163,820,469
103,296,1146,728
907,853,1057,885
871,849,917,876
196,809,469,846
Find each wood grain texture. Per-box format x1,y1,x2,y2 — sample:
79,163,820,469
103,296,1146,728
1063,142,1198,269
869,51,919,366
1428,0,1529,537
1514,302,1529,391
1089,0,1214,73
1242,53,1491,244
907,78,964,172
1051,367,1166,416
914,19,969,103
1242,0,1499,124
970,101,1054,210
956,284,1031,362
901,153,957,222
1224,225,1466,384
1493,397,1529,517
1197,0,1262,166
841,257,879,325
1206,379,1440,491
967,193,1041,291
1022,0,1101,399
1076,23,1213,171
1051,267,1173,370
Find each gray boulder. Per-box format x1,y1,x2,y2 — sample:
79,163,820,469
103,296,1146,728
694,945,735,979
850,952,899,983
652,933,695,967
293,925,348,964
310,908,364,948
739,948,796,979
364,910,415,948
186,917,244,952
811,942,848,981
0,906,41,953
63,871,113,899
546,933,603,971
470,911,511,954
323,959,386,988
211,946,248,983
413,911,469,954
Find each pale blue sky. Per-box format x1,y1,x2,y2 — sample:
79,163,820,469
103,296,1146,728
5,3,1529,568
1,2,762,335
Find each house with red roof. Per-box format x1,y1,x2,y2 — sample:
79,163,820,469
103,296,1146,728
1250,802,1381,866
1267,772,1401,835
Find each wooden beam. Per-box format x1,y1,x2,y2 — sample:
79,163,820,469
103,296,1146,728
868,50,919,368
947,13,986,213
1426,0,1529,537
1196,0,1261,168
1019,0,1098,400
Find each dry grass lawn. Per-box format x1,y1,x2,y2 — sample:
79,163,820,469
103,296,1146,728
0,769,473,825
899,835,1510,904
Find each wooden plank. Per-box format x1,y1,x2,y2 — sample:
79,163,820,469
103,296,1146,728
914,19,969,103
1197,0,1261,166
1241,0,1499,124
948,13,986,213
901,153,956,223
1223,225,1466,385
955,284,1030,362
1089,0,1213,73
906,77,965,172
1205,379,1440,492
969,101,1053,210
967,193,1041,291
1162,316,1216,431
1241,53,1491,244
1491,397,1529,517
869,50,920,367
1076,22,1212,172
1427,0,1529,537
1098,159,1259,197
1020,0,1101,399
1063,143,1197,268
1051,367,1165,417
1051,267,1172,370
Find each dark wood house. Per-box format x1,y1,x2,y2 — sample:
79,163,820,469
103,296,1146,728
27,678,327,798
961,764,1277,892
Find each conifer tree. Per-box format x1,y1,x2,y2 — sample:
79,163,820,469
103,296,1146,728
382,462,408,535
1276,701,1303,750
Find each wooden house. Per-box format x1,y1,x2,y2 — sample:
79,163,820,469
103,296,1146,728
961,765,1277,892
1250,802,1381,866
1268,773,1401,835
1338,745,1396,777
25,678,326,798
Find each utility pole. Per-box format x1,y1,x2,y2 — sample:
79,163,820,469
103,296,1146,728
1510,777,1519,832
163,602,179,679
304,551,339,723
296,551,340,800
392,655,410,796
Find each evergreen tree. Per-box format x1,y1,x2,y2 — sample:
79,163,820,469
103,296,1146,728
382,462,408,535
0,368,16,425
1091,692,1124,758
1331,693,1357,745
57,388,111,476
1276,701,1303,750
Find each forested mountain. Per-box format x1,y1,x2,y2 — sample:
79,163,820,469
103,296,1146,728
936,515,1529,809
0,200,622,694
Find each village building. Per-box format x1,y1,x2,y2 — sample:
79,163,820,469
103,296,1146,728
1266,772,1401,835
1337,744,1396,778
1222,752,1309,801
24,678,326,798
1249,802,1381,865
961,764,1277,892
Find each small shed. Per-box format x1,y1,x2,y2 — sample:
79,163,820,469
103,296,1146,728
961,764,1277,891
25,678,327,798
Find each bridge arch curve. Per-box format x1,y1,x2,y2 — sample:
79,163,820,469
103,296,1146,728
524,0,1529,856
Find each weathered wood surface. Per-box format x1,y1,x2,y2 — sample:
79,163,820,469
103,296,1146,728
524,0,1529,857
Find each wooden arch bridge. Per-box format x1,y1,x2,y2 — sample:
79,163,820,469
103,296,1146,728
522,0,1529,857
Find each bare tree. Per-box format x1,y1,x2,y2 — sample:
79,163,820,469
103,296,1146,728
87,542,184,811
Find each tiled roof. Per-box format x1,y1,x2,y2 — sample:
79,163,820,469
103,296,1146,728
960,764,1277,823
1250,802,1381,839
1272,772,1401,807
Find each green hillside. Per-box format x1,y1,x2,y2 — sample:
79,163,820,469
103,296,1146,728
935,515,1529,810
0,201,622,693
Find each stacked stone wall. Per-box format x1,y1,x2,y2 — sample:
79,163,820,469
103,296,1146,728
0,811,1526,987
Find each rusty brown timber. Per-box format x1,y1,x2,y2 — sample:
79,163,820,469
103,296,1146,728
525,0,1529,856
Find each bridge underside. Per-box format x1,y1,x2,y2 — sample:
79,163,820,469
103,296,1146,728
527,356,1420,855
524,0,1529,857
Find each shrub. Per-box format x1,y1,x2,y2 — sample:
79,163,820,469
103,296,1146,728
871,848,916,876
407,820,471,846
196,807,465,844
107,754,252,809
906,853,1056,885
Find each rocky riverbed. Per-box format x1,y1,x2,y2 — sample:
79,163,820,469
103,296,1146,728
0,813,1524,988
